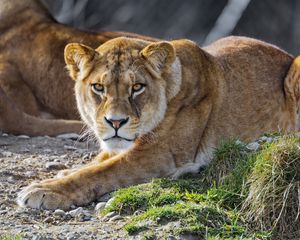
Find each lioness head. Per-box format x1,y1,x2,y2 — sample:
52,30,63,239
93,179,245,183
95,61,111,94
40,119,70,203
64,37,181,152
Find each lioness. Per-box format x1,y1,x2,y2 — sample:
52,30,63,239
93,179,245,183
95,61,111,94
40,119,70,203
0,0,156,136
17,36,300,210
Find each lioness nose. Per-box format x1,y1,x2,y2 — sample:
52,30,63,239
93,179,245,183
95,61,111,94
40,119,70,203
104,117,129,130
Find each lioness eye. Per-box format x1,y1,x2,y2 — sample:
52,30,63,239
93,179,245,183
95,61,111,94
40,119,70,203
132,83,145,92
91,83,104,94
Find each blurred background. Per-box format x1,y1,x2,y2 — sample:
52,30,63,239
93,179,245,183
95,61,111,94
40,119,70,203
44,0,300,55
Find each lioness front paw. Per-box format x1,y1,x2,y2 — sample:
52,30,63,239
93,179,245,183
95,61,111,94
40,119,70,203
17,180,74,210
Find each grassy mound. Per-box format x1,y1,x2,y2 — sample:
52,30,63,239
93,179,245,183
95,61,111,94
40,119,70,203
101,135,300,239
242,136,300,239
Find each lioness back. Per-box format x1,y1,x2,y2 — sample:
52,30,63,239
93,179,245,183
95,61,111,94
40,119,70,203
203,36,294,141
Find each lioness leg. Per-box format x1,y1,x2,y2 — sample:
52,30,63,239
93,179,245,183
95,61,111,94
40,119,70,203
0,86,83,136
56,151,112,178
17,148,174,210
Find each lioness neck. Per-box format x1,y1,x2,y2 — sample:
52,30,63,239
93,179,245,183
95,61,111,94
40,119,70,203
0,0,53,30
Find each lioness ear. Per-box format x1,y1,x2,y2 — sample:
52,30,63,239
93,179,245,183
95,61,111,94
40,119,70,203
140,41,176,76
64,43,99,81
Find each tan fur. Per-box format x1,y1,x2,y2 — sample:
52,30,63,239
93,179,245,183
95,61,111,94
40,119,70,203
18,36,300,210
0,0,157,136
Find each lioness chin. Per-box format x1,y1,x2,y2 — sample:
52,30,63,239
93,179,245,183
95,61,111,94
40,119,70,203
17,36,300,210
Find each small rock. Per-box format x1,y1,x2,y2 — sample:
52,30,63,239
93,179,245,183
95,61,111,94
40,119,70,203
95,202,106,212
259,136,273,143
17,135,30,139
66,232,80,240
45,162,67,171
105,197,115,208
44,210,51,216
103,211,117,219
1,151,13,157
109,215,123,221
246,142,260,151
133,210,143,216
77,212,92,221
0,210,7,215
7,176,15,183
24,158,35,164
97,192,112,202
54,209,66,217
43,216,53,223
167,235,177,240
57,133,80,141
266,137,273,143
259,136,268,141
137,219,155,227
2,133,8,137
43,148,52,153
32,235,44,240
64,145,77,151
24,171,36,177
68,207,83,217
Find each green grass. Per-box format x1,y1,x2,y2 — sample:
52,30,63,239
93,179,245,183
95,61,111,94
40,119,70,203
100,135,300,239
242,136,300,239
0,236,22,240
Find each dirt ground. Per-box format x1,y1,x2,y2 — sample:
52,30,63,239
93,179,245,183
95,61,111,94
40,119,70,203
0,133,132,239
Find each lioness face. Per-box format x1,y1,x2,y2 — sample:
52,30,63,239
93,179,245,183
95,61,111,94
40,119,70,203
75,56,167,152
65,38,181,152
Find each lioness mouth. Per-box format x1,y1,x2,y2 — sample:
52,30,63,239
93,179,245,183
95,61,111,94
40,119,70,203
103,135,135,142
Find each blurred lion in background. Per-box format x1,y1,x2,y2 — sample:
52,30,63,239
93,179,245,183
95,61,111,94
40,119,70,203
0,0,156,136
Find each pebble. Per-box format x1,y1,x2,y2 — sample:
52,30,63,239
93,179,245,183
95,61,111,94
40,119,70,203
103,211,117,219
54,209,66,217
43,148,52,153
66,232,80,240
136,219,155,227
259,136,273,143
105,197,115,208
0,210,7,215
246,142,260,151
2,133,8,137
266,137,273,143
32,235,44,240
68,207,83,217
24,158,35,164
97,192,112,202
45,162,67,171
1,151,13,157
56,133,80,141
64,145,77,151
17,135,30,139
109,215,123,221
95,202,106,212
24,171,36,177
77,212,92,221
43,216,54,223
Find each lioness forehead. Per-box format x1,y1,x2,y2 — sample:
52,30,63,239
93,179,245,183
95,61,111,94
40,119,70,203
95,37,149,71
104,46,140,71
